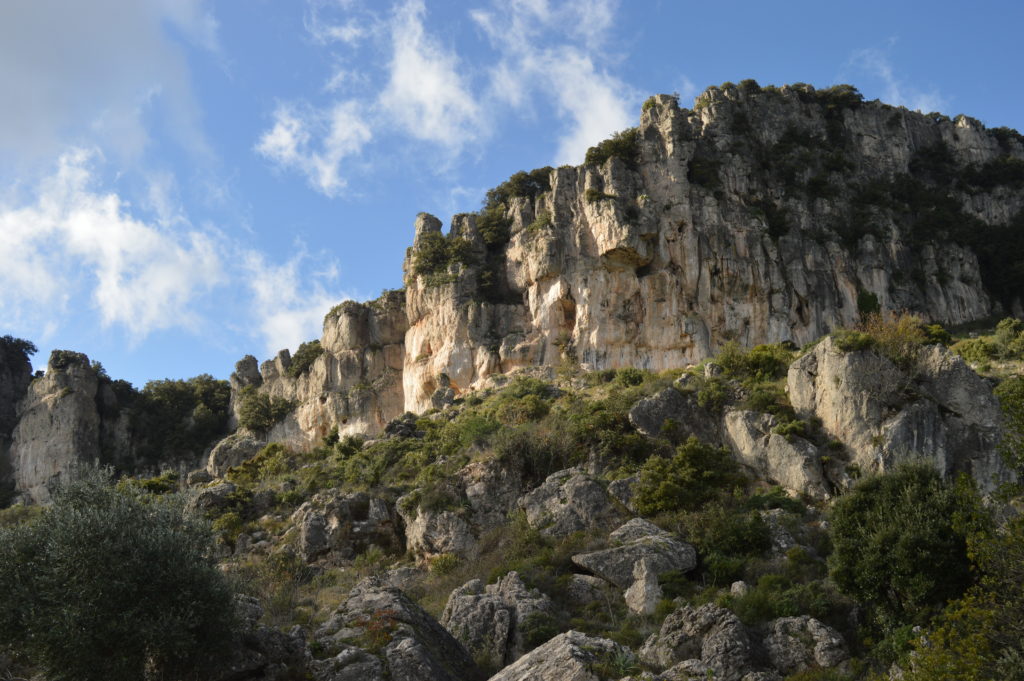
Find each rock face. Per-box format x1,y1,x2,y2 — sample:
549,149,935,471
788,336,1014,491
629,387,720,444
486,630,632,681
296,490,404,563
207,432,265,477
313,578,479,681
229,83,1021,445
8,351,136,504
763,616,848,675
0,340,33,501
231,290,408,447
723,409,830,499
441,571,555,669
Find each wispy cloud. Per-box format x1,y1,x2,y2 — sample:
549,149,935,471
845,46,947,114
255,101,372,197
471,0,635,164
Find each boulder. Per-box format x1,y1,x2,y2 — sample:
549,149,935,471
639,604,752,681
397,500,477,562
458,458,524,532
295,491,403,563
518,468,626,538
486,630,633,681
314,578,479,681
187,482,237,515
763,616,848,675
441,571,555,668
624,557,662,615
207,432,265,477
723,410,830,499
608,475,639,512
187,468,214,486
629,387,720,444
572,520,696,589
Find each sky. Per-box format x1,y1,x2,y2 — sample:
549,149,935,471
1,0,1022,388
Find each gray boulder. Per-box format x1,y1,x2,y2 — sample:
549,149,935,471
397,499,477,562
723,410,830,499
314,578,479,681
629,387,720,444
639,604,752,681
518,467,626,538
763,616,848,675
295,490,403,563
207,432,265,477
624,557,662,615
441,571,555,669
187,482,237,515
486,630,633,681
572,519,696,589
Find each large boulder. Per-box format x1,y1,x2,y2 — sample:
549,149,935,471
187,482,237,515
629,387,720,444
295,490,403,563
763,616,848,675
486,630,633,681
314,578,479,681
207,432,265,477
723,410,831,499
787,336,1013,491
458,458,524,532
518,468,627,538
639,604,752,681
441,571,555,669
397,500,478,562
572,519,696,588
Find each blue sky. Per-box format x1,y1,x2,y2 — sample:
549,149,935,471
1,0,1022,387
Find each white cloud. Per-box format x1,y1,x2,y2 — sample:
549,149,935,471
378,0,485,150
845,47,948,114
0,0,218,165
255,101,372,197
471,0,634,164
0,149,223,338
243,251,351,356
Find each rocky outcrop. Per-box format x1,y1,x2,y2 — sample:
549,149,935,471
629,386,720,444
8,351,136,504
788,336,1014,491
295,490,403,563
441,571,555,669
313,578,479,681
639,604,753,681
486,630,632,681
572,518,697,589
723,409,831,499
207,432,265,477
232,290,408,446
763,616,848,675
518,467,627,537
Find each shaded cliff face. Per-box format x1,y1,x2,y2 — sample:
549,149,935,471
233,289,408,448
0,339,34,502
400,84,1021,413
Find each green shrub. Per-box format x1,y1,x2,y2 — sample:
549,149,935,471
995,375,1024,474
484,167,552,209
429,552,459,576
633,437,743,515
476,204,511,246
857,289,881,317
584,128,640,168
519,611,562,649
953,337,997,364
584,187,616,203
287,340,323,378
828,464,981,632
0,469,235,681
411,231,476,279
831,328,875,352
688,156,721,188
614,367,646,386
237,388,295,433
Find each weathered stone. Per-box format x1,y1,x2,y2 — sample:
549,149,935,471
296,490,404,563
609,517,669,544
519,467,626,538
187,482,237,515
397,500,477,562
486,630,633,681
723,410,830,499
608,475,639,512
566,574,616,605
630,387,720,444
207,432,265,477
788,337,1013,491
624,557,662,615
441,571,555,668
315,578,479,681
573,519,696,588
763,616,848,675
187,468,214,486
639,604,752,681
218,595,307,681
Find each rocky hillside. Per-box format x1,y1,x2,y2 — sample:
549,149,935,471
237,82,1024,448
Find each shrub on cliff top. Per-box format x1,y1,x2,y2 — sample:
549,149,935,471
584,127,640,168
287,339,323,378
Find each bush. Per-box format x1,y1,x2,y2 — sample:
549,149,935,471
633,436,743,515
0,469,235,681
995,375,1024,474
952,337,996,364
828,464,980,632
584,128,640,168
238,388,296,433
287,339,323,378
411,231,476,279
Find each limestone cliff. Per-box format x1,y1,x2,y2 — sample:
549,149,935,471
0,338,34,502
237,82,1023,437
